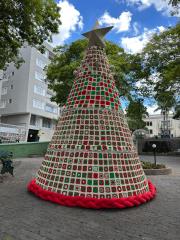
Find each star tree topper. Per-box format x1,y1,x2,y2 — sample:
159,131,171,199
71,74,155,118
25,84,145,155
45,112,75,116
82,21,113,48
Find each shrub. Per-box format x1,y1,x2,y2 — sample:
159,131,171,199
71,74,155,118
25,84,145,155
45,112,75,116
141,161,166,169
0,151,14,175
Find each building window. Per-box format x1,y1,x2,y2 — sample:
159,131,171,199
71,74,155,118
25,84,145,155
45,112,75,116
0,99,6,108
46,91,53,99
149,129,153,134
8,99,12,104
42,117,51,128
146,121,152,127
49,51,54,60
161,120,170,128
45,104,58,114
43,50,49,58
35,71,45,82
1,87,7,95
36,58,46,69
34,84,45,96
0,70,3,80
10,85,13,89
30,115,36,126
2,75,8,81
33,99,45,110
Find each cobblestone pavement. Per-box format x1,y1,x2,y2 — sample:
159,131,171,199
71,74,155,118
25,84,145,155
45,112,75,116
0,156,180,240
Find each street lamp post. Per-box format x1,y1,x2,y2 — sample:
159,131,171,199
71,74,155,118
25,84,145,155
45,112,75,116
152,144,157,166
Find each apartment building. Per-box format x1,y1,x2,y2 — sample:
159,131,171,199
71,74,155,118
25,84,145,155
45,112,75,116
0,43,60,142
0,71,3,106
143,114,180,138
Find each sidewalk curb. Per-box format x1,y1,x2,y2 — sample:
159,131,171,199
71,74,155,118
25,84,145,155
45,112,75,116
144,168,172,175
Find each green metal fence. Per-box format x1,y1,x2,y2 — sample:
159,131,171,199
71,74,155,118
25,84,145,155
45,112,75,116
0,141,50,158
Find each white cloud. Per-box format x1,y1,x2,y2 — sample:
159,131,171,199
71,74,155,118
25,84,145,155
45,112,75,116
145,105,173,115
146,105,161,115
124,0,179,16
99,11,132,32
133,22,140,35
157,26,166,32
52,0,83,46
121,29,154,53
121,26,165,54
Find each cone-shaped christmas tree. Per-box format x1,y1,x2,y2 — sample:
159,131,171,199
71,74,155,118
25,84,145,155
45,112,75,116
28,23,156,209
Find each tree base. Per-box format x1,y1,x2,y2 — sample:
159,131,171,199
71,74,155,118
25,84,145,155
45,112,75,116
28,179,156,209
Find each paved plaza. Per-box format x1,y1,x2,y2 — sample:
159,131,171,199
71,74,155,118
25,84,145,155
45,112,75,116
0,155,180,240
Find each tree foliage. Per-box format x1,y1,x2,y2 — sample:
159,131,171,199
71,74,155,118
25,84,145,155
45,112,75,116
0,0,60,69
168,0,180,15
169,0,180,5
47,39,136,106
173,104,180,119
137,23,180,113
126,99,149,132
47,23,179,122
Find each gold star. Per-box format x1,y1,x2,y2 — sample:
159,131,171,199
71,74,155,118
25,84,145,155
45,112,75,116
82,21,113,48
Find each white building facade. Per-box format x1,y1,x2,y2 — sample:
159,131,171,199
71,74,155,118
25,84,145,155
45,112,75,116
0,43,61,142
143,114,180,138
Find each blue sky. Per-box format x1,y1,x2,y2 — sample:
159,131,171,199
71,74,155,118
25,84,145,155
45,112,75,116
53,0,179,113
53,0,178,54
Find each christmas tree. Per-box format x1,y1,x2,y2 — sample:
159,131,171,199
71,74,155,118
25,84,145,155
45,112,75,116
28,23,156,209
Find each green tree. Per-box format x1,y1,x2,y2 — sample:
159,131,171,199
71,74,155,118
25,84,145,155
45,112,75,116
47,39,136,106
0,0,60,69
138,23,180,113
126,99,149,132
168,0,180,15
173,104,180,119
169,0,180,6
